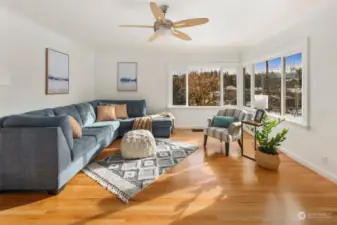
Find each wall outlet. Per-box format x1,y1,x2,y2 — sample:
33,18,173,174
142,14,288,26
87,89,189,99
322,156,328,164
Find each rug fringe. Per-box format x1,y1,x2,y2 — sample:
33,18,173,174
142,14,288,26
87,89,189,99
82,168,129,204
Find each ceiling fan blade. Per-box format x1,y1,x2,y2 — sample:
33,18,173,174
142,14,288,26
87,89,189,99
173,18,209,28
148,33,158,42
172,30,192,41
150,1,165,22
119,25,153,28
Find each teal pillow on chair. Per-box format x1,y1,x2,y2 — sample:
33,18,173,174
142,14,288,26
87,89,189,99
212,116,235,128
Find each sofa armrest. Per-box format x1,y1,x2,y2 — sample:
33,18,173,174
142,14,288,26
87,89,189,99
228,122,242,137
3,115,73,149
0,127,72,191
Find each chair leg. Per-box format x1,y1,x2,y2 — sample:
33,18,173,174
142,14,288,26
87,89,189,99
225,142,230,156
238,140,243,150
203,135,208,146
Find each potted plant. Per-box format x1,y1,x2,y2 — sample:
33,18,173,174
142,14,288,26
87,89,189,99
253,115,289,170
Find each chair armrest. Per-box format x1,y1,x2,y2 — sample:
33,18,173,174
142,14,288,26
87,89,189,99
207,117,213,127
0,127,72,191
229,122,242,137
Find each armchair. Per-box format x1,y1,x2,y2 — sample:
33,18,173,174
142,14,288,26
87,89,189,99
204,108,251,156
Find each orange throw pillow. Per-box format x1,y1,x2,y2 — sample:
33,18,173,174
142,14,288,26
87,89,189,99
68,116,82,138
114,104,128,119
97,105,116,121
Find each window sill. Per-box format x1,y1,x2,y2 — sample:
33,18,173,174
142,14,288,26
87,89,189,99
167,105,237,109
241,107,309,128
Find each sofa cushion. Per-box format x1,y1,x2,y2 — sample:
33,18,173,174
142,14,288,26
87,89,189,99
87,100,100,115
3,115,73,149
74,103,96,126
72,136,97,161
25,108,55,116
82,127,111,145
83,121,120,131
119,118,135,129
53,105,83,126
99,100,146,118
118,118,136,137
152,117,173,127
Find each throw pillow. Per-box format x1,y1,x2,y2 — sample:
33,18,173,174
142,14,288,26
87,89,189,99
114,104,129,119
97,105,116,121
212,116,235,128
68,116,82,138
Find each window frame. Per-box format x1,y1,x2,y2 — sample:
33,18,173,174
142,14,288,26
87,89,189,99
241,40,309,127
168,63,240,109
243,67,252,108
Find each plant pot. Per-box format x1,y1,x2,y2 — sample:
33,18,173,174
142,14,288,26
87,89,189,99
255,148,280,170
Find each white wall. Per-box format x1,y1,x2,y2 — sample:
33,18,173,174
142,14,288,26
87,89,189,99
95,47,240,127
242,5,337,183
0,7,95,117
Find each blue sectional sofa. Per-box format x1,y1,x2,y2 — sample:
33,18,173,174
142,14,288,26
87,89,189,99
0,100,173,194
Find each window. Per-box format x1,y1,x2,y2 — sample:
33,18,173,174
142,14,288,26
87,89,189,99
172,72,186,106
188,69,220,106
223,69,237,105
285,53,302,118
170,67,237,107
246,51,305,125
254,62,265,95
254,58,282,115
243,67,251,107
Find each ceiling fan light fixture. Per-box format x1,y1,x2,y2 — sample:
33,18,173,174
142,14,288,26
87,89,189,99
155,27,172,36
119,1,209,42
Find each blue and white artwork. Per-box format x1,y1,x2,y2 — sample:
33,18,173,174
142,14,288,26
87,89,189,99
117,62,137,91
46,49,69,94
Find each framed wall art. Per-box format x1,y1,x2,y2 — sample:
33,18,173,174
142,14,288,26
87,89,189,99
46,48,69,95
117,62,137,92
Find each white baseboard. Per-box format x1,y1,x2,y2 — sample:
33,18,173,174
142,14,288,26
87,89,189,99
279,147,337,185
175,125,256,133
175,126,205,129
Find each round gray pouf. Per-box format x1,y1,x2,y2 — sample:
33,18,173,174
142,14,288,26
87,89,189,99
121,130,156,159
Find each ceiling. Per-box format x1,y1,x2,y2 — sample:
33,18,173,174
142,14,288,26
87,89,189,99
1,0,336,50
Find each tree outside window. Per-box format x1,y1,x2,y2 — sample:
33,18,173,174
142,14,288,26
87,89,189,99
188,69,221,106
223,69,237,105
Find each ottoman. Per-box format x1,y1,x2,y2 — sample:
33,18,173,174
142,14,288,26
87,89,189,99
121,130,156,159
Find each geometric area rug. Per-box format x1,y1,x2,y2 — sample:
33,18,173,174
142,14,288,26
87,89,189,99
82,139,199,203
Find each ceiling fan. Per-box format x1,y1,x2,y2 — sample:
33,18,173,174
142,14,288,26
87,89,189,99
119,1,209,42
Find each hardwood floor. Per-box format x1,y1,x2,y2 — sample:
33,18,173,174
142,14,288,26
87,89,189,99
0,129,337,225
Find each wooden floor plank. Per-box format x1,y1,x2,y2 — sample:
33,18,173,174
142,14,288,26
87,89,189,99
0,129,336,225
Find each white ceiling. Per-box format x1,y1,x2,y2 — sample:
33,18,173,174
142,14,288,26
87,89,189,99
1,0,336,50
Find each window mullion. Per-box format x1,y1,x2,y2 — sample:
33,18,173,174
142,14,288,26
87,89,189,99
186,70,189,107
220,69,224,106
281,57,286,115
251,65,255,109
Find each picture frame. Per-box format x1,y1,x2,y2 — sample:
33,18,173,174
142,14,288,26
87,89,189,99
46,48,69,95
117,62,137,92
254,109,265,123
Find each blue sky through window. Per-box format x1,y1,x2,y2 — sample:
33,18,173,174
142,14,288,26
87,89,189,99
286,53,302,65
255,62,266,73
255,53,302,73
